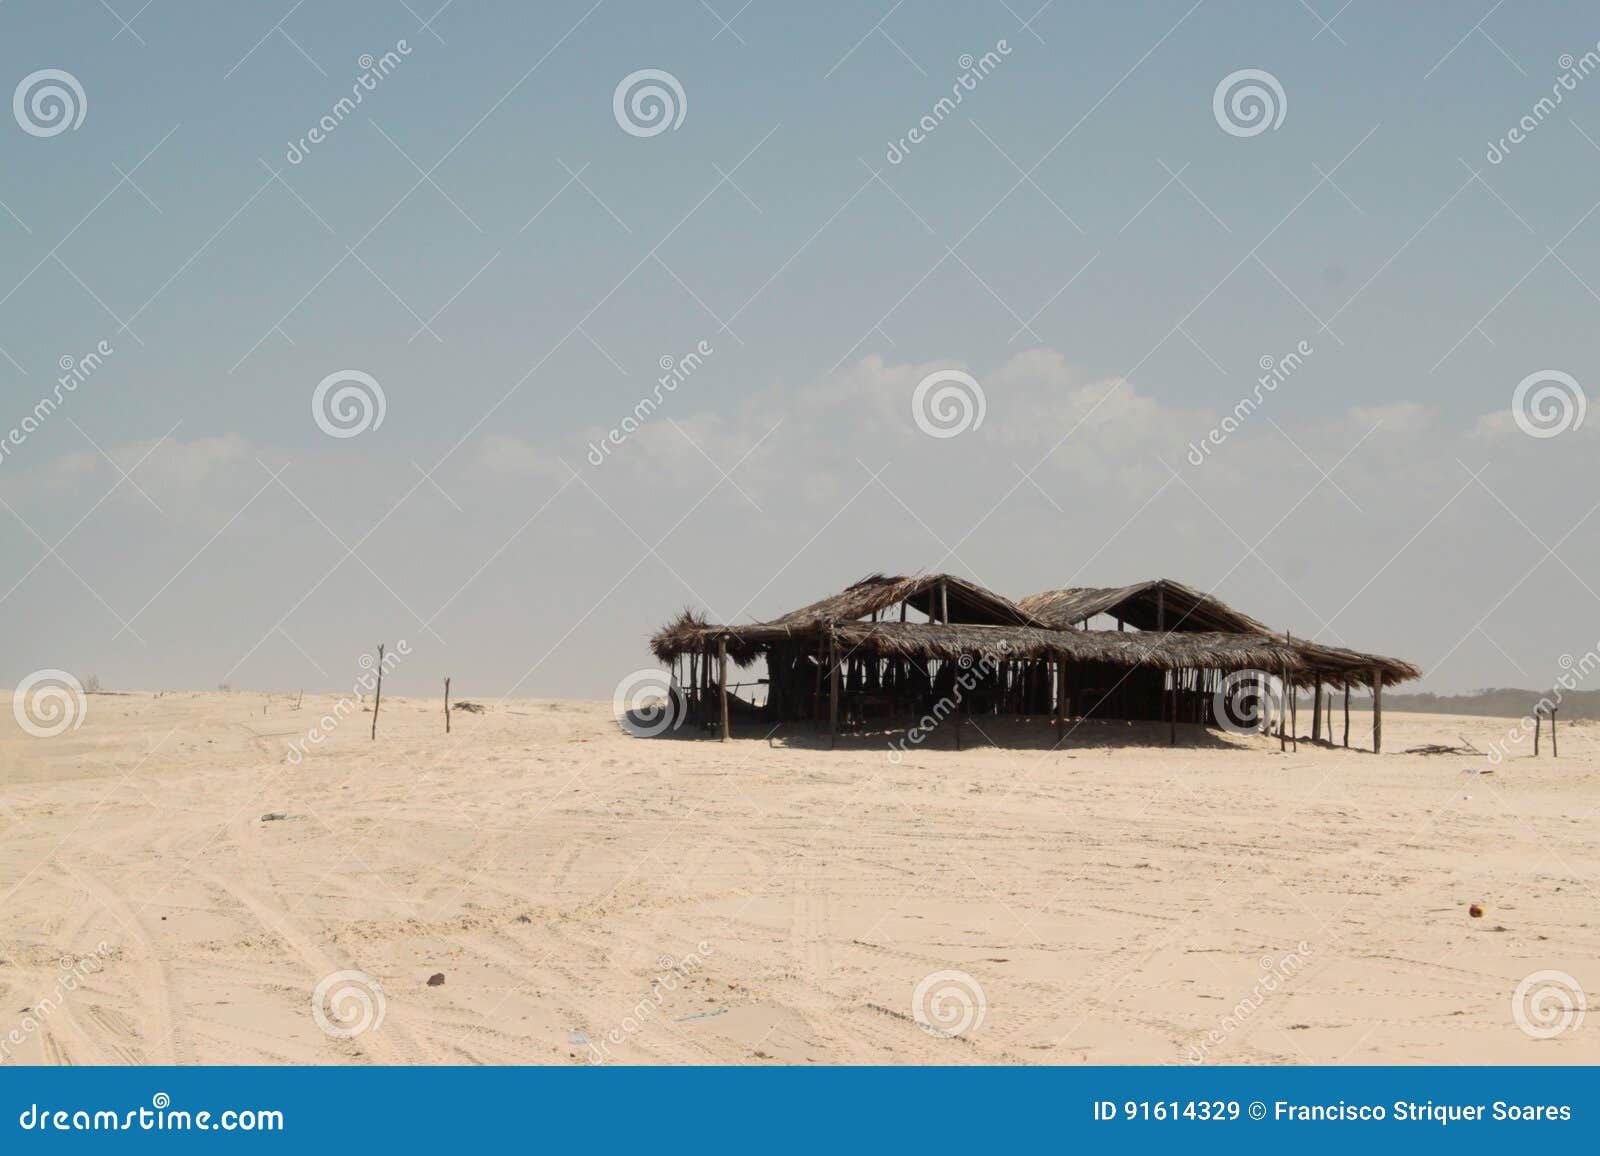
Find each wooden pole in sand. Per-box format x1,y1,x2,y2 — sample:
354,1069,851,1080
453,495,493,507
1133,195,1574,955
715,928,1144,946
1342,683,1350,748
1279,666,1289,751
1311,679,1322,745
1534,709,1541,756
444,677,450,734
1552,707,1558,757
371,643,384,740
828,629,840,748
1371,668,1383,753
718,636,730,743
1169,671,1178,745
1055,659,1066,738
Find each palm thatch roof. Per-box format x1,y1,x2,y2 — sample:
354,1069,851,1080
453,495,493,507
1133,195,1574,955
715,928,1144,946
651,574,1420,689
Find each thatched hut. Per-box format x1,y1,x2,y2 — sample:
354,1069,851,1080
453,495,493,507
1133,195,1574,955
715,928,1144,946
648,573,1417,750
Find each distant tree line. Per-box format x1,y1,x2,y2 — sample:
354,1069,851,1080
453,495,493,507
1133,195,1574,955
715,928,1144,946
1343,687,1600,720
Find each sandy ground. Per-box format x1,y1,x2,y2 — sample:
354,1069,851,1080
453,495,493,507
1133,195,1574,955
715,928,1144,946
1,690,1596,1066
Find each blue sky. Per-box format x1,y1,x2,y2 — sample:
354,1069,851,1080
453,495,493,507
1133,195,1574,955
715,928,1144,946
2,0,1599,699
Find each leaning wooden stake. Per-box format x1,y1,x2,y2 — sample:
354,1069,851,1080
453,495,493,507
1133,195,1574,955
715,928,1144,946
1551,707,1558,758
371,643,384,740
718,636,730,743
444,676,451,734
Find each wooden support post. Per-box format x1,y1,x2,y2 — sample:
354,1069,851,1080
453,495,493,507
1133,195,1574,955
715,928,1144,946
1279,666,1289,750
1343,683,1350,748
1371,668,1383,754
1055,660,1066,737
1169,671,1177,745
1534,709,1541,756
811,641,824,728
1157,588,1166,632
371,643,384,740
1552,707,1558,757
444,676,451,734
718,637,730,743
1311,679,1322,745
939,580,949,624
828,629,840,748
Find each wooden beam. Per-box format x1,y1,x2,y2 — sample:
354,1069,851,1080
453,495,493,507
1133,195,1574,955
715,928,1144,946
1169,672,1177,745
444,676,450,734
718,637,730,743
1311,679,1322,745
939,580,949,624
1552,707,1559,758
1343,683,1350,748
1372,668,1383,754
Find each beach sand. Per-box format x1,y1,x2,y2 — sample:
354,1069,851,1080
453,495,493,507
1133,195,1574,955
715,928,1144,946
2,691,1595,1065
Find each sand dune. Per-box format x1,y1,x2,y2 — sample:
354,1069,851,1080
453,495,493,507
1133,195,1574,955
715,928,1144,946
1,691,1595,1065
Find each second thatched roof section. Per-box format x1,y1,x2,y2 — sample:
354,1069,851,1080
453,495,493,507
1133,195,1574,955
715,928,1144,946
1020,577,1420,688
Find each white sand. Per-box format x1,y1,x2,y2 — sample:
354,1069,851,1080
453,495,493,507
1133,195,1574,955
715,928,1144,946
1,691,1595,1065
